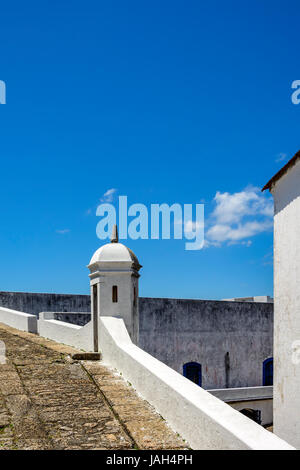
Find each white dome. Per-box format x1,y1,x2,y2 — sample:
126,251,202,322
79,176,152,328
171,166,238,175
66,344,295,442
89,242,140,267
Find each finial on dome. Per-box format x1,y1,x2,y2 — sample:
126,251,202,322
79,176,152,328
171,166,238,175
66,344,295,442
111,224,119,243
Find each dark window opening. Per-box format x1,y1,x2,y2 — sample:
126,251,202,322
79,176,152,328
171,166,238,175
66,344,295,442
183,362,202,386
133,287,137,307
93,284,98,352
263,357,273,386
112,285,118,303
240,408,262,425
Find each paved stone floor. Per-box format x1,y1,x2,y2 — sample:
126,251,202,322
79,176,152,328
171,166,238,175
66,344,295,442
0,323,186,450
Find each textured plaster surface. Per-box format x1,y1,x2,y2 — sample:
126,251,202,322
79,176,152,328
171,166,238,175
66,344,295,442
139,297,273,389
272,157,300,449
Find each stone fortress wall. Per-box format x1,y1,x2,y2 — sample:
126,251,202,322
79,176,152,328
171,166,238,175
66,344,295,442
0,291,273,390
0,291,91,316
139,297,273,389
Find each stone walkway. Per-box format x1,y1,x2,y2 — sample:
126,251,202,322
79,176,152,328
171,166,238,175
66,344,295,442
0,323,186,450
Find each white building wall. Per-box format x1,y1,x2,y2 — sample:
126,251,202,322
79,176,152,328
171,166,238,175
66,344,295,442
90,269,139,345
98,273,135,335
272,158,300,448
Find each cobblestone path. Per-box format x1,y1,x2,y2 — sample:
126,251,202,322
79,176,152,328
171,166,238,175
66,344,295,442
0,323,186,450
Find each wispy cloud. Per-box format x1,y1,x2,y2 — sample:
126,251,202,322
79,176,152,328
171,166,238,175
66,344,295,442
206,187,273,247
86,188,118,216
100,188,117,203
262,251,273,266
207,220,273,244
184,220,203,234
276,152,287,163
56,229,70,235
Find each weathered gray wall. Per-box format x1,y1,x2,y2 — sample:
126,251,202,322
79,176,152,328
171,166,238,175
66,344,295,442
0,291,91,316
53,313,91,326
0,292,273,390
139,298,273,390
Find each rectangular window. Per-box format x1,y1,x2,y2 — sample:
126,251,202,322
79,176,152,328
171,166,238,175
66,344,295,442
93,285,98,352
112,285,118,303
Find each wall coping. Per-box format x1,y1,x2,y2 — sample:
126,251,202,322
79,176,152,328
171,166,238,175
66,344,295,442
208,386,273,402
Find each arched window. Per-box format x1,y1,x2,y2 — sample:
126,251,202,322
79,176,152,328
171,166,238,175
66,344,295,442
112,286,118,303
263,357,273,386
183,362,202,386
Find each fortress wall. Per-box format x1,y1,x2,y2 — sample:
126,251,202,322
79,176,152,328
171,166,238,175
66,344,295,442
0,291,91,316
139,297,273,389
0,292,273,389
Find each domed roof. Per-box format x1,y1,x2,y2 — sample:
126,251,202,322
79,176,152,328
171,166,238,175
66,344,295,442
88,225,141,268
89,242,140,266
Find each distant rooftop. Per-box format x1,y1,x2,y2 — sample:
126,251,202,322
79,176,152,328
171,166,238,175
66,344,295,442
262,150,300,192
222,296,273,303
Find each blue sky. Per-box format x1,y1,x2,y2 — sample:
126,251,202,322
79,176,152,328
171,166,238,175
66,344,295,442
0,0,299,299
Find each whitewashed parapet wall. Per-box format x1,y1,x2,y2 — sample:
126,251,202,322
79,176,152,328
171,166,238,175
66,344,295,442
99,316,293,450
0,306,37,333
38,312,93,351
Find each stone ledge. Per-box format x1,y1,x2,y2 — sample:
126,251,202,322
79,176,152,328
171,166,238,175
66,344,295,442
72,352,101,361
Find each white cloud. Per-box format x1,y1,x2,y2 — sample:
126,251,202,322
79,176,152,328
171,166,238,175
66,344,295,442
262,252,273,266
56,229,70,235
210,187,273,224
100,188,117,203
207,220,273,243
206,187,273,246
276,152,287,163
184,220,203,234
241,240,252,247
86,188,118,216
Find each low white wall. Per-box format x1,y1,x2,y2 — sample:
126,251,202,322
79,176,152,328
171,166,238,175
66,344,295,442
208,386,273,402
208,386,273,426
0,306,37,333
99,316,293,450
38,312,93,351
